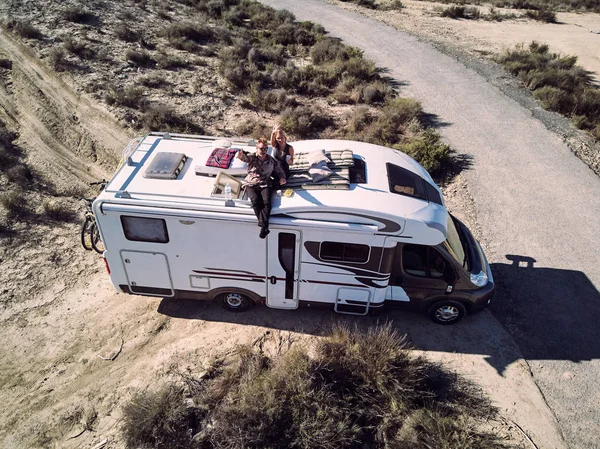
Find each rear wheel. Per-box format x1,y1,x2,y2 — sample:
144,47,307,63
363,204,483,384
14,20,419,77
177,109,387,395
217,292,253,312
80,216,93,251
90,222,105,254
428,300,466,325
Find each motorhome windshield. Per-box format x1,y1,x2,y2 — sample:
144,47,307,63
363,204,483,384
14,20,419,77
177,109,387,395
444,214,467,269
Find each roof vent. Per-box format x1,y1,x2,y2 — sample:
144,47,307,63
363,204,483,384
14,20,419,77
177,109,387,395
143,152,188,179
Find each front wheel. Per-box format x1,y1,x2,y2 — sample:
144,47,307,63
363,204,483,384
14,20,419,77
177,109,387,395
428,300,466,325
217,292,254,312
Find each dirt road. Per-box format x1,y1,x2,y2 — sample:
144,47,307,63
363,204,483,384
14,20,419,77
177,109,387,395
260,1,600,448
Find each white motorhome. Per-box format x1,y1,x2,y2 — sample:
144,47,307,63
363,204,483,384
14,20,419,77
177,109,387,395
94,132,494,324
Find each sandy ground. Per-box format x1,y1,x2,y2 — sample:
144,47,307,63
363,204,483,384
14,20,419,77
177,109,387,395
330,0,600,83
3,0,597,447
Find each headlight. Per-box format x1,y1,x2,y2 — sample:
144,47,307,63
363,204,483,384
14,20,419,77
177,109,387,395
470,270,488,287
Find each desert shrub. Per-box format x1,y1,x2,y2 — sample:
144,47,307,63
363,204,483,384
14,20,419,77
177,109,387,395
272,23,316,47
138,104,204,133
62,7,97,24
525,8,557,22
380,0,405,10
0,192,27,218
395,129,451,176
310,38,362,65
42,200,74,222
122,385,191,449
499,42,600,138
278,106,333,137
137,74,169,88
245,85,296,111
485,7,517,21
47,48,69,72
114,23,139,42
339,0,378,8
6,164,33,186
63,38,97,60
155,52,187,69
126,49,154,67
122,325,502,449
533,85,574,112
233,117,271,138
11,20,42,39
162,22,216,51
440,5,482,18
105,86,147,109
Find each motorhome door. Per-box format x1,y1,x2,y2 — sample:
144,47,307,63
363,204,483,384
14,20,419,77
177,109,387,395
121,250,174,297
266,230,301,309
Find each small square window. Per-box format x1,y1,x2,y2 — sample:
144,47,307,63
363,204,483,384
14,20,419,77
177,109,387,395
121,216,169,243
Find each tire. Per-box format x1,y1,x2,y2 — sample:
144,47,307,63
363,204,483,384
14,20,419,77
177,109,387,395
80,216,94,251
428,300,466,325
90,222,105,254
217,292,254,312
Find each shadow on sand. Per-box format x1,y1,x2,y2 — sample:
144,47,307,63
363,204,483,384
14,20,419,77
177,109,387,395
158,254,600,375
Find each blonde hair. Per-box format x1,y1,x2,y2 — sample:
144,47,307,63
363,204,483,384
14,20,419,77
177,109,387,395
271,129,287,148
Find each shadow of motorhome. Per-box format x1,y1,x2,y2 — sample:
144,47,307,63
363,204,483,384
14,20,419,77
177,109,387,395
489,254,600,364
158,254,600,374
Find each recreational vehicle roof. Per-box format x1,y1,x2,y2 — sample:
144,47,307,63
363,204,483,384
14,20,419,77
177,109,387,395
97,133,449,244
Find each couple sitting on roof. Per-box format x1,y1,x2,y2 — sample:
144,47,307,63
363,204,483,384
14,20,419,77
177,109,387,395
237,126,295,239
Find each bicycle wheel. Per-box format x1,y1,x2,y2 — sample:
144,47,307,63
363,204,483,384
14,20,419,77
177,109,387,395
80,216,94,251
91,221,105,254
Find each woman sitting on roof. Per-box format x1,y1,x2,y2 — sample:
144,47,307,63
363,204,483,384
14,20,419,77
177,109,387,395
270,124,295,179
237,137,287,239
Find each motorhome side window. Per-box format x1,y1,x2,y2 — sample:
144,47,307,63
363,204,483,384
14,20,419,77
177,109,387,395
402,244,446,278
320,242,370,263
120,216,169,243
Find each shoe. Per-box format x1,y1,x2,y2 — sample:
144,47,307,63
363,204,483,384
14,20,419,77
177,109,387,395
259,227,270,239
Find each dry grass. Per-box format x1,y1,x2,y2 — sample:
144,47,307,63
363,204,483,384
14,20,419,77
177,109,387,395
121,324,505,449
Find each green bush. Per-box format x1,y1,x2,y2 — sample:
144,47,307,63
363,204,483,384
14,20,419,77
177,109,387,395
155,52,187,70
395,129,451,176
498,42,600,139
162,22,216,51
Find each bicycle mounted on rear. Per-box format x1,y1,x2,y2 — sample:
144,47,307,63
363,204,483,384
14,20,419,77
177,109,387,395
80,180,107,254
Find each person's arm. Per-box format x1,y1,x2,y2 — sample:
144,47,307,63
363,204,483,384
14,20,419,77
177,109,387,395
237,150,250,162
288,145,295,165
273,159,287,185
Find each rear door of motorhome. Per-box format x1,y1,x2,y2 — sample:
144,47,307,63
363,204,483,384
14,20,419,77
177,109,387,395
266,229,301,309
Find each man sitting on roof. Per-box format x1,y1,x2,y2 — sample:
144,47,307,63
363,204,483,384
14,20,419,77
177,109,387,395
237,137,287,239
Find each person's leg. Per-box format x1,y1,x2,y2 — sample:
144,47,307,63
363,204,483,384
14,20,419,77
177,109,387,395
258,187,272,238
246,186,265,227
